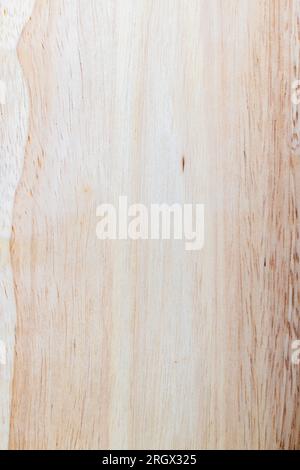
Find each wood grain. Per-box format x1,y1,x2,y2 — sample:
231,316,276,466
0,0,35,450
0,0,299,449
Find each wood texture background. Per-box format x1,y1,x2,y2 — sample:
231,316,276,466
0,0,299,450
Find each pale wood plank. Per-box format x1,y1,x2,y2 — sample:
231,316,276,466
0,0,298,449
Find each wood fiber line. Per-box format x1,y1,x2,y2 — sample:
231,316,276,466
288,0,300,449
4,0,300,450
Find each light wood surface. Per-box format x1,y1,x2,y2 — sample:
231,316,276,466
0,0,36,450
0,0,299,450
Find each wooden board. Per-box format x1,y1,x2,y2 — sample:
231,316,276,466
0,0,299,450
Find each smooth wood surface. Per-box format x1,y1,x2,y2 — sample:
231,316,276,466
0,0,299,449
0,0,35,450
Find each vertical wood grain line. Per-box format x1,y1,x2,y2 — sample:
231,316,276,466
289,0,300,449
